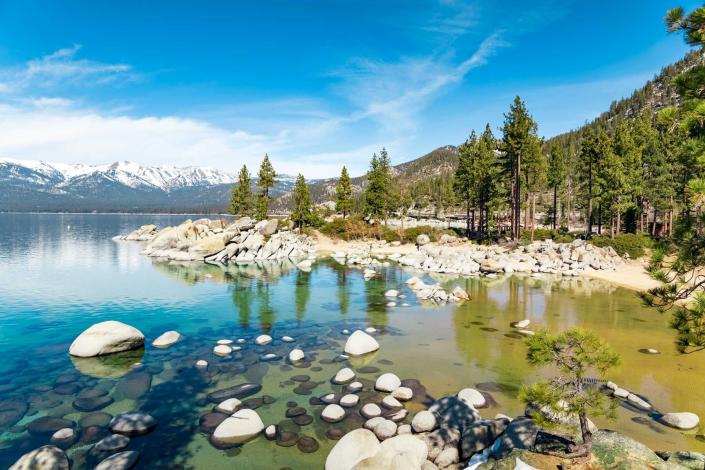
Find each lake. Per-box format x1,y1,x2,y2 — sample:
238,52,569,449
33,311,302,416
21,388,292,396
0,213,703,469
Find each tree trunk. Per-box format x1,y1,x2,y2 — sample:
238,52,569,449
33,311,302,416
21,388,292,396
553,185,558,230
587,160,593,237
514,150,522,240
531,194,536,241
616,207,621,238
466,201,471,238
597,204,602,235
579,413,593,449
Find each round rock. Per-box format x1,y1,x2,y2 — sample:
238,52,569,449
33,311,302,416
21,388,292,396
373,419,397,440
69,321,144,357
213,345,232,356
344,330,380,356
94,434,131,452
333,367,355,384
662,412,700,430
457,388,486,408
340,394,360,408
375,373,401,392
109,412,157,436
322,404,346,423
152,330,182,348
361,403,382,419
411,410,437,432
215,398,242,414
255,335,272,345
288,349,304,362
9,446,69,470
95,450,139,470
391,387,413,401
211,409,264,445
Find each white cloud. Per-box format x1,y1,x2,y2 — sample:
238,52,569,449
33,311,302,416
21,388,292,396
332,32,506,132
0,44,133,93
0,105,283,173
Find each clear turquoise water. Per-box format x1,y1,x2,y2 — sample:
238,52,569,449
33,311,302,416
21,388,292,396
0,214,703,469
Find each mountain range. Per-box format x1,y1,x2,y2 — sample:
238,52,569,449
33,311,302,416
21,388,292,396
0,159,296,213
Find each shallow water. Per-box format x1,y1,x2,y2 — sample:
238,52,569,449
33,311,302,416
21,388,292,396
0,213,703,469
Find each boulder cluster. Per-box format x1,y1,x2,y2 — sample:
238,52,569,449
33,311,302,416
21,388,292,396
115,217,315,263
396,239,622,277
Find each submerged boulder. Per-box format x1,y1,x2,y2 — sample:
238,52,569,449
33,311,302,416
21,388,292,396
152,331,183,348
9,445,69,470
211,409,264,446
69,321,144,357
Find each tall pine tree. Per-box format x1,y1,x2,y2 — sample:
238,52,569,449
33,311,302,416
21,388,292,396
335,166,353,219
547,145,567,229
291,174,313,229
502,96,539,239
256,154,277,220
228,165,254,217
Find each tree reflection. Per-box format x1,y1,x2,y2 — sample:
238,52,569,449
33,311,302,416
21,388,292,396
295,269,311,324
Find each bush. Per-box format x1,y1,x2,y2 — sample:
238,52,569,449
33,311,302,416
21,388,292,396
520,228,576,244
319,218,456,243
590,233,651,259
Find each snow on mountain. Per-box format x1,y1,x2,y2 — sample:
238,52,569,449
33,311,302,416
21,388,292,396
0,158,238,192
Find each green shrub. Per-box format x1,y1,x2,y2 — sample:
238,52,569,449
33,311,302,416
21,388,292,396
520,228,576,244
590,233,651,259
320,218,456,243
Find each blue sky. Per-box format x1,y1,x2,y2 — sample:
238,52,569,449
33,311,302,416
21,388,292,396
0,0,698,177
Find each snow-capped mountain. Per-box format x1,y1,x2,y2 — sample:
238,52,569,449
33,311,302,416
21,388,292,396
0,159,297,212
0,159,238,192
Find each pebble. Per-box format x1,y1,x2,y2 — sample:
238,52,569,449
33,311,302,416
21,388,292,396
361,403,382,419
297,435,320,453
412,410,437,432
282,336,295,343
391,387,413,401
382,396,403,409
265,425,277,440
373,419,397,440
333,367,355,384
321,404,346,423
289,349,305,362
94,434,130,452
217,339,233,345
213,345,232,356
340,394,360,407
364,417,386,430
195,360,208,368
365,327,377,334
215,398,242,414
375,373,401,392
347,382,363,393
255,335,272,345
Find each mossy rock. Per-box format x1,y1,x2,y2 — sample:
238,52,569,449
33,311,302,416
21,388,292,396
591,430,688,470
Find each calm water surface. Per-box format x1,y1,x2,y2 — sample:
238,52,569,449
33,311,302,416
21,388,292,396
0,214,703,468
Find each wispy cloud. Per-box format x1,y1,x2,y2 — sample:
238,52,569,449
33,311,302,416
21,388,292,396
423,0,478,36
0,44,134,94
332,32,507,132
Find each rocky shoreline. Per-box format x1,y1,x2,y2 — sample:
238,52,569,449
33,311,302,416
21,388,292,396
12,319,703,470
115,217,316,263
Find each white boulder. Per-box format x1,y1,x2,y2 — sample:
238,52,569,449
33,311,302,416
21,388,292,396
375,373,401,392
152,330,182,348
458,388,486,408
211,409,264,445
344,330,380,356
661,412,700,430
333,367,356,384
69,321,144,357
255,335,272,345
289,349,305,362
322,404,346,423
215,398,242,414
411,410,437,432
324,429,381,470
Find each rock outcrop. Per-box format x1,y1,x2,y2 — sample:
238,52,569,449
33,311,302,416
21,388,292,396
116,217,315,263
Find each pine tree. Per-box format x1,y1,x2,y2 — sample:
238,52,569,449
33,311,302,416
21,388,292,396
522,134,546,240
228,165,254,216
579,128,605,236
547,145,567,229
335,166,353,219
256,154,277,220
364,149,392,225
502,96,539,240
454,131,477,237
520,328,621,455
291,174,312,229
